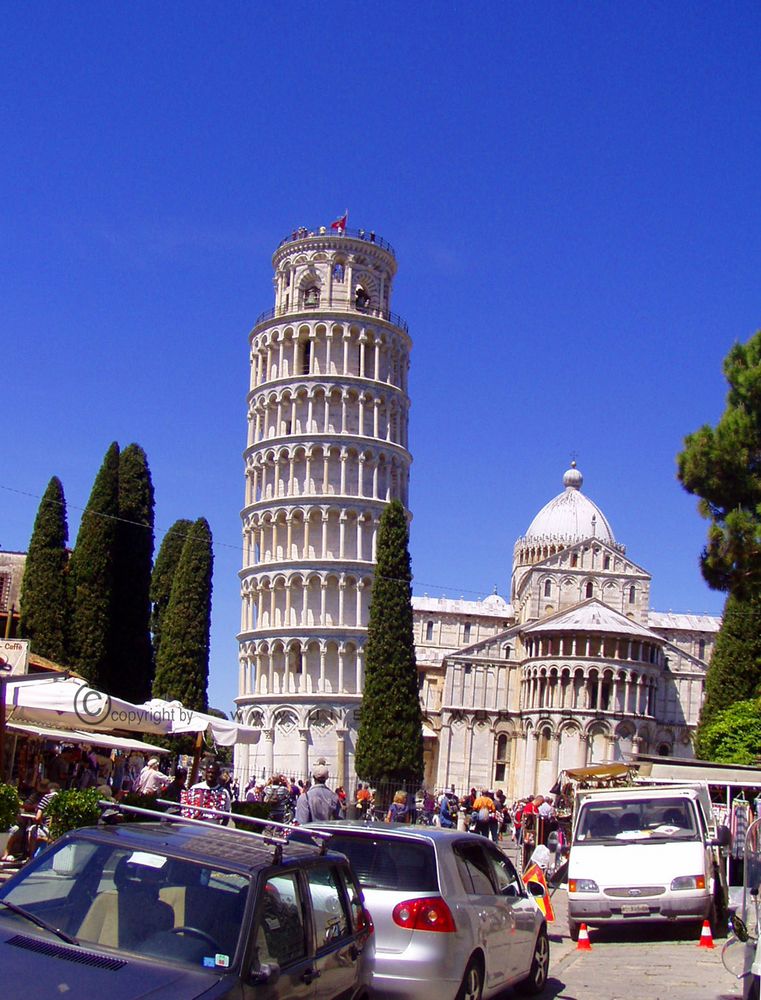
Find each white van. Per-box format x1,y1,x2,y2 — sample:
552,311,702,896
567,783,730,939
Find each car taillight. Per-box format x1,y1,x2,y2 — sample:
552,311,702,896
392,897,456,933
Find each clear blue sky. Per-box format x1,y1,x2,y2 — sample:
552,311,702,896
5,4,760,713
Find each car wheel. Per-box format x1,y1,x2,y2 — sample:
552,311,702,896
455,957,484,1000
568,918,580,942
515,926,550,996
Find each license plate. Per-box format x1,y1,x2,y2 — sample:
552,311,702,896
621,904,650,915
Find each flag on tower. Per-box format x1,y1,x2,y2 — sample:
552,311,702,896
331,210,348,232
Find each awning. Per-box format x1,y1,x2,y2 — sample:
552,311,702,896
6,721,170,755
422,724,437,739
564,763,634,782
632,753,761,788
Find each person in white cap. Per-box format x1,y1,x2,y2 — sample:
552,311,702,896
295,760,342,824
134,757,171,797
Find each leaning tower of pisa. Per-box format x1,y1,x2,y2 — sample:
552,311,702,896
235,224,412,789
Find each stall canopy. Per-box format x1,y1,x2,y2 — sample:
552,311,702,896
4,676,260,745
6,721,170,755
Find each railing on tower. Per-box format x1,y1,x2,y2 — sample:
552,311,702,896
254,303,409,334
277,227,396,256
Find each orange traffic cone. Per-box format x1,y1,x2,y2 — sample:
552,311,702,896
698,920,714,949
577,923,592,950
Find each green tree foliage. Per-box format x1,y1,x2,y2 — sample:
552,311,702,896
19,476,70,663
355,499,423,787
678,331,761,597
694,593,761,739
111,444,155,703
695,698,761,765
68,443,120,689
150,519,192,663
152,518,213,712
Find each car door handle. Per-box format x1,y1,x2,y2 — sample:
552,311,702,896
301,967,321,984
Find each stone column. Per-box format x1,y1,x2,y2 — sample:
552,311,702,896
299,728,310,780
550,732,561,779
336,728,348,789
523,730,538,796
264,729,275,778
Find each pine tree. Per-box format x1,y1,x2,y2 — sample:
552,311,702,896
150,519,193,664
19,476,70,663
68,443,120,689
678,332,761,747
355,499,423,787
677,330,761,597
110,444,155,703
152,518,213,712
694,593,761,750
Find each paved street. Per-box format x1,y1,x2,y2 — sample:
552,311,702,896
523,886,743,1000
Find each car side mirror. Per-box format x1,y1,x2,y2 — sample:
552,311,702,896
526,881,545,898
249,962,281,986
502,884,521,898
713,825,731,848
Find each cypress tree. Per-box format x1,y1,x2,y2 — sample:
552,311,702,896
152,518,213,712
150,519,193,664
69,443,120,689
355,499,423,787
19,476,70,663
694,593,761,752
111,444,155,703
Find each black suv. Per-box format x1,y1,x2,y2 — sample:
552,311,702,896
0,806,374,999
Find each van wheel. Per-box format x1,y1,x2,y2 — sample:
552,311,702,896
455,958,483,1000
515,926,550,995
569,918,580,941
744,973,760,1000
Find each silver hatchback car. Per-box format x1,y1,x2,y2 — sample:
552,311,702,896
306,821,548,1000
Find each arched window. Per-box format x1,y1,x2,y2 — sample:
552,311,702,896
332,262,345,282
300,340,312,375
603,555,610,570
463,622,472,643
628,585,636,604
355,285,370,310
698,639,706,659
425,620,434,642
585,581,593,599
304,286,320,308
503,644,512,659
494,734,510,783
658,743,671,757
544,579,552,597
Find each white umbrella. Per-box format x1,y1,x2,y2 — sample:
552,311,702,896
139,698,261,746
5,676,173,736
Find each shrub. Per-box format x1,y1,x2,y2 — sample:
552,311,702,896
231,800,272,821
45,789,101,841
0,784,21,832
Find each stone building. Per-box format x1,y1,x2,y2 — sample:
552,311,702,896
235,226,412,788
412,464,720,796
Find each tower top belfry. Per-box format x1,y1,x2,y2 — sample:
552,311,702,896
264,226,404,335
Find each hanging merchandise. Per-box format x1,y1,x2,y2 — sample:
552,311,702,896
731,794,750,859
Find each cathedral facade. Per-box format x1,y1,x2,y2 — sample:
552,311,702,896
413,464,720,797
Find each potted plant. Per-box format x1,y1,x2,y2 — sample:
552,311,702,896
44,788,101,841
0,783,21,856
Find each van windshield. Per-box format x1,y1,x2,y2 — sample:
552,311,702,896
574,797,700,845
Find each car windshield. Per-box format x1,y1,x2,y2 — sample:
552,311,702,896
574,797,700,844
326,833,439,892
0,836,250,970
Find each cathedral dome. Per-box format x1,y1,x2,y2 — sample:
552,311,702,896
523,464,616,545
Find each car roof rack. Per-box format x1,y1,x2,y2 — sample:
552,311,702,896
97,799,328,863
